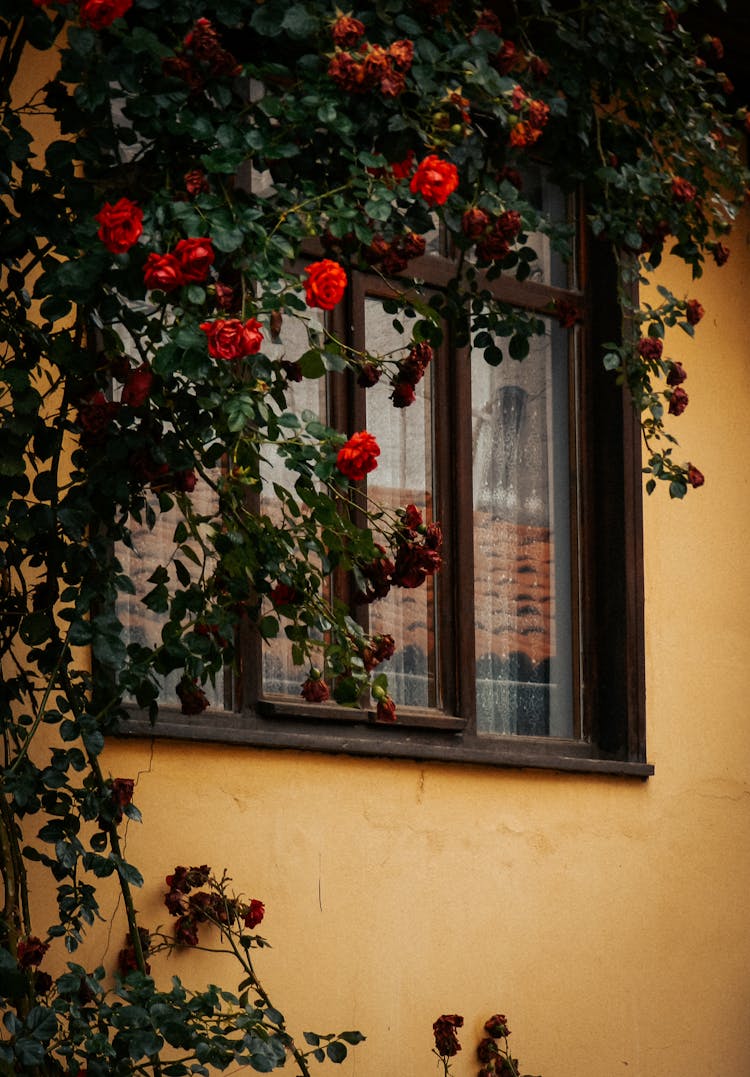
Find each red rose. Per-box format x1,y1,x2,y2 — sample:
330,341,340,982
666,361,687,386
433,1015,464,1058
175,469,197,493
410,154,459,206
357,363,382,388
362,633,396,671
175,915,200,947
174,237,215,283
143,252,184,292
494,40,518,74
336,430,380,481
671,177,697,203
122,363,154,407
392,540,442,588
484,1014,510,1039
77,391,118,444
356,545,395,603
402,504,423,529
477,1037,500,1064
303,259,347,310
331,14,365,48
687,464,705,488
95,198,143,253
17,936,49,969
685,299,705,325
390,150,415,180
462,206,490,238
668,385,689,416
244,899,265,928
554,298,582,328
391,381,416,408
79,0,132,29
184,169,210,196
270,582,298,607
176,678,209,715
301,673,330,702
637,337,663,362
200,318,264,360
388,39,414,72
375,696,397,722
712,241,730,266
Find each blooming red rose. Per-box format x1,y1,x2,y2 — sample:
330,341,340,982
175,915,200,947
301,673,330,702
477,1037,500,1064
17,936,49,969
494,40,518,74
671,177,697,203
356,545,395,603
375,696,397,722
184,169,210,196
712,241,730,266
143,252,184,292
244,899,265,928
122,363,154,408
393,540,442,588
95,198,143,254
358,362,382,388
666,361,687,386
332,15,365,48
687,464,705,488
391,381,416,408
389,39,414,72
433,1015,464,1058
402,503,423,530
390,150,415,180
176,678,209,715
77,391,118,444
410,154,459,206
685,299,705,325
527,98,550,131
484,1014,510,1039
509,120,541,148
111,777,134,824
200,318,264,360
462,206,490,238
637,336,663,362
668,385,689,415
79,0,132,29
362,633,396,671
174,237,215,283
336,430,380,481
270,582,298,607
303,259,347,310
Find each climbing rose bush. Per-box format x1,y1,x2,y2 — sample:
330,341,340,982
0,0,748,1072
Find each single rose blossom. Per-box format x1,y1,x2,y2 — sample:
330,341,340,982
494,39,517,74
174,237,215,283
356,545,395,604
122,363,154,408
666,361,687,386
402,503,423,530
176,678,209,715
143,252,184,292
685,299,705,325
392,540,442,588
270,582,298,607
95,198,143,254
200,318,264,360
462,206,490,238
301,673,330,703
362,633,396,671
390,150,415,180
433,1014,464,1058
687,464,705,488
110,777,134,824
175,915,200,947
668,385,689,416
484,1014,510,1039
357,362,382,388
336,430,380,481
303,259,347,309
184,169,210,196
175,469,197,493
477,1037,500,1064
17,936,49,969
244,899,265,928
671,177,697,203
79,0,132,29
637,337,663,362
555,298,582,328
410,154,459,206
713,241,730,266
375,696,397,722
77,391,118,444
332,14,365,48
391,380,416,408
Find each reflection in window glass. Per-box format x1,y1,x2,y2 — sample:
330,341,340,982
118,480,225,708
472,320,573,736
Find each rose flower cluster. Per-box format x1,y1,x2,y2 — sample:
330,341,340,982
164,865,265,949
162,17,241,90
461,205,523,263
328,17,414,98
356,503,443,602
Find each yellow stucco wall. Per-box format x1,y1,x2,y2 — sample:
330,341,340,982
75,221,750,1077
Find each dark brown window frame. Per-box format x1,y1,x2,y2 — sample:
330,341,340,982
121,226,651,779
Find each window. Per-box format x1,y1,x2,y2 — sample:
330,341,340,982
119,173,650,778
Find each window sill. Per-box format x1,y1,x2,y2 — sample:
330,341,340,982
117,705,654,779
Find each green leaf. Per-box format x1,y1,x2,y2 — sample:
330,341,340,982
326,1042,347,1063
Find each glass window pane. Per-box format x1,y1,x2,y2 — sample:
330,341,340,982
363,298,438,709
472,320,573,737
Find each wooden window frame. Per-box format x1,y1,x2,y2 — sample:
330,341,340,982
121,227,651,779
